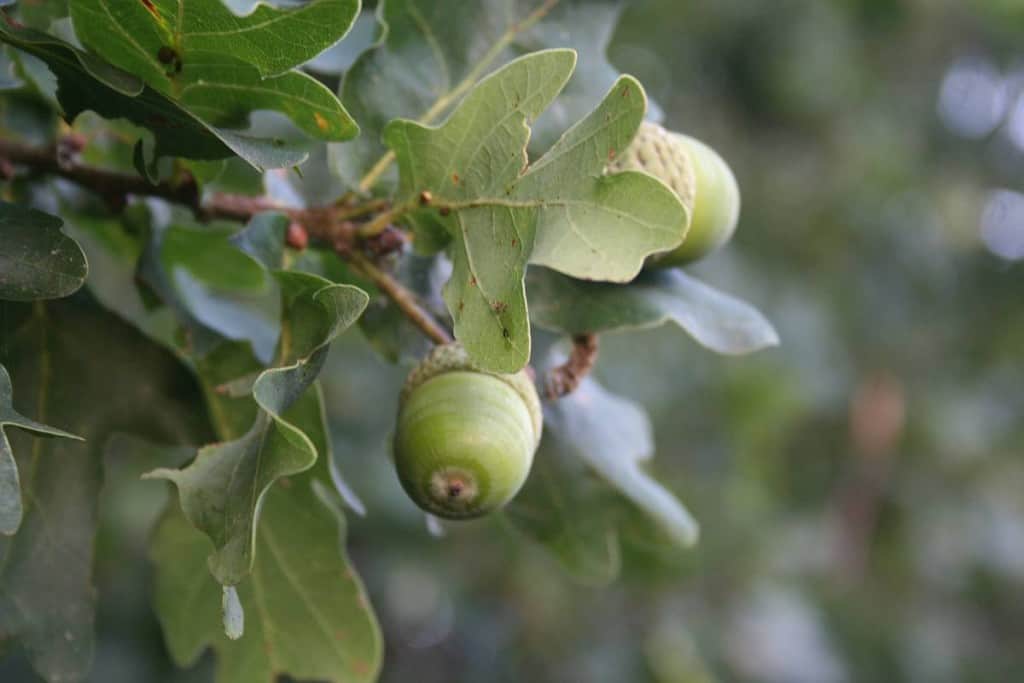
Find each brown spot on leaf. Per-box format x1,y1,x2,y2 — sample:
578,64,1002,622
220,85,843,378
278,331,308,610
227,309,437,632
451,172,460,185
511,238,518,247
313,112,330,132
621,85,631,98
469,276,477,287
492,301,507,314
439,206,451,217
419,190,433,206
608,148,617,161
141,0,158,15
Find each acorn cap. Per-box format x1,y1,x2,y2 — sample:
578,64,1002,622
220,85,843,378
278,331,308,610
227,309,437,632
400,343,542,446
608,120,697,214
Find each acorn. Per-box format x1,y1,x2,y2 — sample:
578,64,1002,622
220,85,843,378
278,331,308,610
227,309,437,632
610,121,741,266
393,343,542,519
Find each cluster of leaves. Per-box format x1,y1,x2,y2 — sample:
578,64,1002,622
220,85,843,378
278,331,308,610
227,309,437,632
0,1,776,682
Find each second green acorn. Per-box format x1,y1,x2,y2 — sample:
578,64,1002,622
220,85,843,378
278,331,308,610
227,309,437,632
610,121,741,266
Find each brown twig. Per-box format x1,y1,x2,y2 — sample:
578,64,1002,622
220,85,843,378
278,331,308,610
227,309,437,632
0,137,200,209
0,136,453,348
545,334,599,399
347,252,453,346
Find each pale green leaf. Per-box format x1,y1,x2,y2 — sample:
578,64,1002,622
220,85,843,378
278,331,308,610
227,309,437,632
384,49,575,371
528,267,780,355
151,380,380,683
161,223,269,294
384,51,685,371
136,211,284,362
503,437,622,586
544,377,700,547
333,0,631,192
148,272,369,585
519,78,687,282
0,200,87,301
151,475,382,683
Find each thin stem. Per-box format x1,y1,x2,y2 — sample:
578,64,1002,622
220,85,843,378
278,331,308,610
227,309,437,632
356,0,560,194
347,252,453,346
0,136,452,350
545,334,598,399
336,198,389,221
0,138,200,208
358,200,415,238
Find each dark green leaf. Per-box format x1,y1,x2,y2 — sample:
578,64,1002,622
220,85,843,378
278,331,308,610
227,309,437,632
0,200,87,301
0,363,81,536
0,298,212,683
71,0,359,81
7,0,68,31
528,267,780,355
70,0,359,143
69,0,358,143
0,20,309,170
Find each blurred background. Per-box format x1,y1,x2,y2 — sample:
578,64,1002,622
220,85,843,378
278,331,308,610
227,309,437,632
5,0,1024,681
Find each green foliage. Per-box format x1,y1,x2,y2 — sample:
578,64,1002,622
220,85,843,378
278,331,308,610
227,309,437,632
0,19,310,172
0,363,81,535
152,389,382,683
386,52,686,371
544,377,699,547
503,436,622,586
69,0,359,142
528,267,779,354
149,271,368,586
0,201,86,301
333,0,628,192
0,2,787,682
0,298,212,683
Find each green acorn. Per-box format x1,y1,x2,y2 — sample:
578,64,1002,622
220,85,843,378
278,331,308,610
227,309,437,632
393,344,542,520
610,121,741,266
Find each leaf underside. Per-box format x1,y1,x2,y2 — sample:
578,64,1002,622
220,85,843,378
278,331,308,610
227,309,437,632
384,50,686,371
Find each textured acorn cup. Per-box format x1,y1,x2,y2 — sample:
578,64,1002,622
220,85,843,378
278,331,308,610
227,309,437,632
393,344,543,520
610,122,741,266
